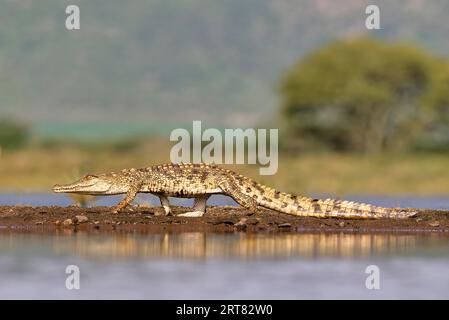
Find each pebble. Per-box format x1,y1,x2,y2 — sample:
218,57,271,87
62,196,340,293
429,221,440,227
216,220,235,225
278,223,292,228
55,220,61,226
63,219,73,226
246,218,260,225
75,215,89,224
234,218,247,227
339,222,345,227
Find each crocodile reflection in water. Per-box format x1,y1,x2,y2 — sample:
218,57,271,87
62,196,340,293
48,232,447,259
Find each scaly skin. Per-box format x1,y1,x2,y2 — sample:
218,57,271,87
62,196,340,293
53,163,417,219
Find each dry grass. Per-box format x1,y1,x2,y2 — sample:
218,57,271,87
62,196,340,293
1,139,449,196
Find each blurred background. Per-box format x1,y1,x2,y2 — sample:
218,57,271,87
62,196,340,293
1,0,449,196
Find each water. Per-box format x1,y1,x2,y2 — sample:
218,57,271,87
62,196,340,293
1,194,449,299
3,192,449,209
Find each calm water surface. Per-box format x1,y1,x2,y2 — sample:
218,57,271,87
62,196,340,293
0,194,448,299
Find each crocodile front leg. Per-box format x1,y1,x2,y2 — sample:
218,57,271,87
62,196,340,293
113,185,140,213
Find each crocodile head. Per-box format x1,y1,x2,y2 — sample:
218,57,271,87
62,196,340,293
53,173,128,195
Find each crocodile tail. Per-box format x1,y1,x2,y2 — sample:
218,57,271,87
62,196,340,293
309,198,418,219
249,183,417,219
224,172,417,219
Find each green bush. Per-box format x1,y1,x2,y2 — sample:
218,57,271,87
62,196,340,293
0,118,29,150
279,37,449,153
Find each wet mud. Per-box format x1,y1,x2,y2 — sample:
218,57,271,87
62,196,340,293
1,205,449,234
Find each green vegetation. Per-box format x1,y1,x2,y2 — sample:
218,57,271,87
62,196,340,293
280,38,449,153
0,118,29,151
1,140,449,195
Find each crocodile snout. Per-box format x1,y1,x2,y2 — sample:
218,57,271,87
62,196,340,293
52,184,63,192
53,183,72,193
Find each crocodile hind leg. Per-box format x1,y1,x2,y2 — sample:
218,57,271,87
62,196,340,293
219,180,259,214
178,194,210,217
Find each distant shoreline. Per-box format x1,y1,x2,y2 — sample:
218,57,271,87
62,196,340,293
2,145,449,195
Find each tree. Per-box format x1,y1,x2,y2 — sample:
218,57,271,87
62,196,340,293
279,37,449,153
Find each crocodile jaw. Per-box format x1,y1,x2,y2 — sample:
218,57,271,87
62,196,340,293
53,176,113,195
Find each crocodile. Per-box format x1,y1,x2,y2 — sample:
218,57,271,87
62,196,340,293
52,163,417,219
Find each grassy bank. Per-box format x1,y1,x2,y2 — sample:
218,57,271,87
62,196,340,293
1,139,449,196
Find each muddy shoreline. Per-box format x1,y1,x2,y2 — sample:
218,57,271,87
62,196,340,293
1,205,449,234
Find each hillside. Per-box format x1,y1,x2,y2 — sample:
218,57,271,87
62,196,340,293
1,0,449,134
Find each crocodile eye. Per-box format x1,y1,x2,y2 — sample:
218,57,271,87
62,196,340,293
85,174,98,179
